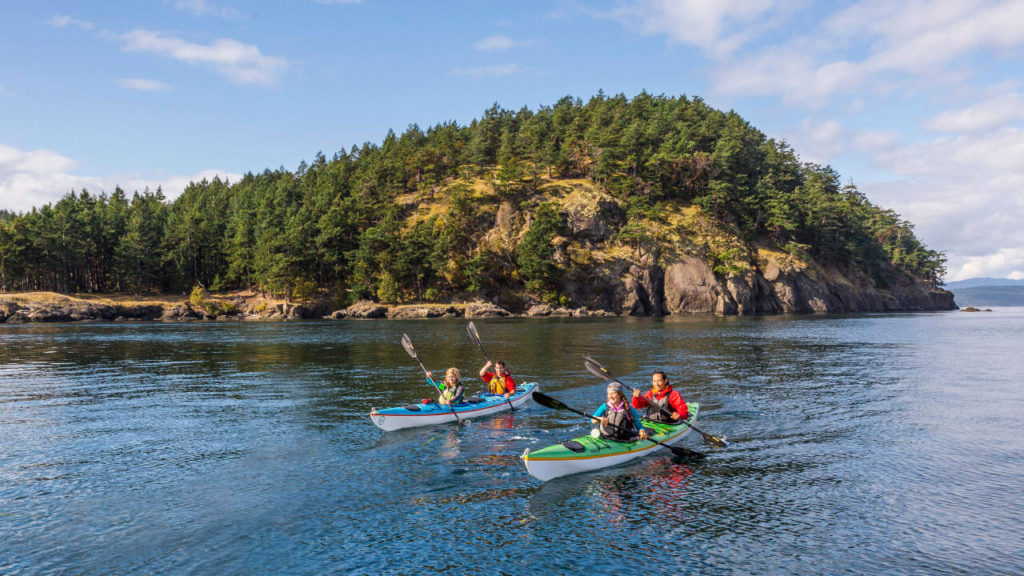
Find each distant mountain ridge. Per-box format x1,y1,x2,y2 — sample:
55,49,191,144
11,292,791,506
946,285,1024,307
944,277,1024,289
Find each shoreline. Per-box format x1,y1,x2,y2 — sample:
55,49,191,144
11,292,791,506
1,291,958,324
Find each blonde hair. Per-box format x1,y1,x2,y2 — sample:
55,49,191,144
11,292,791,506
445,367,461,382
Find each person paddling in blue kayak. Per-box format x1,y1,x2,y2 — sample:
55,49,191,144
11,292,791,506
479,359,516,398
631,370,689,423
425,367,465,406
592,382,648,441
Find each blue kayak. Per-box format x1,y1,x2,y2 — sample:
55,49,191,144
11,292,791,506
370,382,538,431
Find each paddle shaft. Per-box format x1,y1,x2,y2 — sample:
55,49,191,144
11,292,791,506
467,322,514,412
401,333,462,424
532,392,704,459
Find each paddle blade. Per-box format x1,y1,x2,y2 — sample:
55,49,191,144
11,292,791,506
531,391,569,412
584,356,614,381
668,444,707,460
700,430,729,448
467,321,489,361
400,333,417,359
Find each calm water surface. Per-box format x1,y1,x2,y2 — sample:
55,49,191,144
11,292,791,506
2,311,1023,575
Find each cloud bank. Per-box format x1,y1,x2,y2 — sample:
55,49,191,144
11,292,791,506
0,143,239,213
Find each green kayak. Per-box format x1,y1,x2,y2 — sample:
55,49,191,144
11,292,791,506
522,403,699,481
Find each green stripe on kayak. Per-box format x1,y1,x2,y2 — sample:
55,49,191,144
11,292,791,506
525,403,700,461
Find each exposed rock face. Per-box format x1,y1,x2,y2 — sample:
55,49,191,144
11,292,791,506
387,305,461,319
0,299,165,323
563,188,624,242
622,249,665,316
161,304,202,321
567,251,956,316
344,300,388,318
662,254,730,314
526,304,553,317
0,294,332,323
464,302,512,318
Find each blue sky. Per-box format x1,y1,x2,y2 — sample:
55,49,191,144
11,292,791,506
2,0,1023,281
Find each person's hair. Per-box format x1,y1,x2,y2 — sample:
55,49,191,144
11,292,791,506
446,367,461,382
495,360,506,368
653,370,669,385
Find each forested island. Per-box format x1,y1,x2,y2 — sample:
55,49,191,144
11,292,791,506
0,92,955,322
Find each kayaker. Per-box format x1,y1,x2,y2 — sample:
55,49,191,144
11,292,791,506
479,360,516,398
631,370,689,423
592,382,648,441
425,367,465,405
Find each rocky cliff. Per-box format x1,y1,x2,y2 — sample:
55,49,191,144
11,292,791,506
611,251,955,315
475,179,956,316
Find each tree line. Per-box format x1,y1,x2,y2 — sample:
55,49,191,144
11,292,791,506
0,92,945,302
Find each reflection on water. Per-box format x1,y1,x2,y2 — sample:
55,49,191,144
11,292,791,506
2,312,1024,575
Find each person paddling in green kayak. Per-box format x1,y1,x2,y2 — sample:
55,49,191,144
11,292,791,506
592,382,648,441
479,360,516,398
425,367,465,406
631,370,689,423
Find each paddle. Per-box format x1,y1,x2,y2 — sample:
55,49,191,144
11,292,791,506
584,356,728,448
532,391,705,460
466,321,515,412
401,333,462,425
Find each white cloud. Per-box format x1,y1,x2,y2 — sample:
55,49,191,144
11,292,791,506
47,14,94,30
927,91,1024,132
120,29,288,86
827,0,1024,71
115,78,171,92
792,118,845,162
174,0,240,19
0,142,240,213
778,114,1024,280
851,129,899,152
155,170,242,198
451,63,522,78
950,248,1024,281
712,1,1024,103
714,48,869,106
785,117,898,165
474,35,518,51
860,128,1024,280
878,128,1024,176
604,0,790,56
0,144,77,176
0,144,96,212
